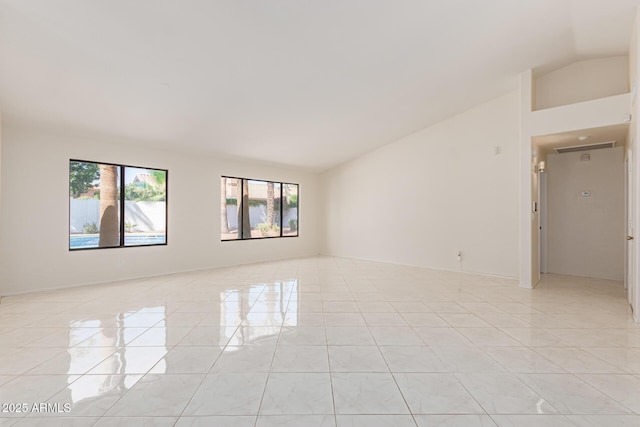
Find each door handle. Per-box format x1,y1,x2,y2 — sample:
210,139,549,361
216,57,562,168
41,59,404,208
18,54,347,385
628,236,634,240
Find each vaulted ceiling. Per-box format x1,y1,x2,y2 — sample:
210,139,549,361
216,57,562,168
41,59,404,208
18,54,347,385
1,0,639,170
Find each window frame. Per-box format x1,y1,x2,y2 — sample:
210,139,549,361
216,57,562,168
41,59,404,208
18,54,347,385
221,175,299,241
69,159,169,251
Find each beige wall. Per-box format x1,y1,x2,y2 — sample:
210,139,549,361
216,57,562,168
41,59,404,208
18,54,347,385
0,123,321,296
535,56,629,110
321,91,520,278
546,147,625,280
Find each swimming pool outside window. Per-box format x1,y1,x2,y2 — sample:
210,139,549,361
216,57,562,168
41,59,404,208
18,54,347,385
69,160,168,250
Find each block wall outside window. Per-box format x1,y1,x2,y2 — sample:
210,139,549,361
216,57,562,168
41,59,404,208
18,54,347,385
69,160,167,250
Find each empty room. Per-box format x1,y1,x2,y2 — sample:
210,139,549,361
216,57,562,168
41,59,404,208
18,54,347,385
2,1,640,426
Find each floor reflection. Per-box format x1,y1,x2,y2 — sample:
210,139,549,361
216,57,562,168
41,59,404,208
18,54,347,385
59,280,299,406
1,258,636,425
64,307,168,406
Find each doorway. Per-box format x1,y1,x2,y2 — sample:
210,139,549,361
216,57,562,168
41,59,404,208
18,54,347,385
534,124,629,288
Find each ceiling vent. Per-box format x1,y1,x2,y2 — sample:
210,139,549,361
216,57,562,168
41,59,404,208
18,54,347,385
555,141,616,154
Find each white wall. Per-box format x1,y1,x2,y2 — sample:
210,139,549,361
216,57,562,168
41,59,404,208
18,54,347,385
546,147,625,280
629,8,640,318
321,91,520,278
531,93,631,137
535,56,629,110
0,114,2,292
0,123,321,296
519,70,536,288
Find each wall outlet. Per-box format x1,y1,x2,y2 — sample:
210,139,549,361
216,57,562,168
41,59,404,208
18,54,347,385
457,251,462,261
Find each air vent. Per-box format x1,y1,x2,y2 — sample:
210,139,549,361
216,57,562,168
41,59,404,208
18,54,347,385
555,141,616,154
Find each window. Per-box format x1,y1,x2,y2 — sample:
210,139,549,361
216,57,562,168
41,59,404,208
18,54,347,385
221,176,298,240
282,183,298,237
69,160,167,250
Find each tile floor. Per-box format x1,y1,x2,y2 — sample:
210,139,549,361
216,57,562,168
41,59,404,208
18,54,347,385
0,256,639,426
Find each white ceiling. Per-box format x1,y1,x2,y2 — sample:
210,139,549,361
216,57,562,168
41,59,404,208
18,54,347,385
1,0,639,171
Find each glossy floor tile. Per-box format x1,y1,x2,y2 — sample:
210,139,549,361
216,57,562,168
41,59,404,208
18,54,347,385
0,256,638,426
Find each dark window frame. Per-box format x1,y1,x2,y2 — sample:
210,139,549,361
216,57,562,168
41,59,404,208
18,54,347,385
221,175,299,241
69,159,169,251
